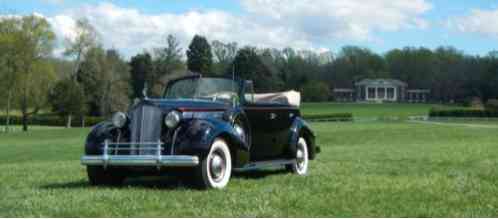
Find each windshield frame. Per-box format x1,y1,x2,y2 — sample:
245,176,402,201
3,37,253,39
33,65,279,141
162,75,243,105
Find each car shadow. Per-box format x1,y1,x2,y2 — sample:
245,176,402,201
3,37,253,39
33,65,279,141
41,169,289,190
233,169,289,179
40,176,194,190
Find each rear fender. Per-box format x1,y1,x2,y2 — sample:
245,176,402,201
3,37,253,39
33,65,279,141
288,117,317,160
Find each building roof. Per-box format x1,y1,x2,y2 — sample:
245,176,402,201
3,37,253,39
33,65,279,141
407,89,430,93
355,78,407,87
333,88,355,92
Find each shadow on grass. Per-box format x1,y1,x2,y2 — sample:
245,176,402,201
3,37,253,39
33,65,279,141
233,169,289,179
40,177,191,190
41,169,289,190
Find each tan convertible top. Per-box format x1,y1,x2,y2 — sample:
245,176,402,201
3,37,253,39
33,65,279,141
250,90,301,107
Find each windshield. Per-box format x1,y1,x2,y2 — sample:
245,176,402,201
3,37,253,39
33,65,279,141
163,77,240,104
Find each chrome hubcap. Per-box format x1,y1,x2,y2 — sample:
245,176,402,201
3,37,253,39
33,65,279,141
296,143,306,170
210,152,225,181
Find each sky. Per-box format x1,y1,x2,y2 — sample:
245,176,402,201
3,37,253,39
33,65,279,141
2,0,498,58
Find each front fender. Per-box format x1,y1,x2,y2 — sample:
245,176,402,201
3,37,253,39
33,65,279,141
175,118,249,158
289,117,318,160
84,121,116,155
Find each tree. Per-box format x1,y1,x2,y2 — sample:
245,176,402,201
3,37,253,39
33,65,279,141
212,40,237,74
130,52,153,99
301,81,330,102
232,47,276,92
325,46,387,89
385,47,435,89
186,35,213,75
78,47,130,116
49,78,86,128
63,18,98,79
152,34,184,96
1,15,56,131
101,49,130,116
0,18,20,132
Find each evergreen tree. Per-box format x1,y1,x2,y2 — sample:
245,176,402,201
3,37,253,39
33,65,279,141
186,35,213,75
129,52,152,99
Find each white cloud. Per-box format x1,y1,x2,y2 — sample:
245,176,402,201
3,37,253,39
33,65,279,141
241,0,432,41
34,1,431,57
447,8,498,38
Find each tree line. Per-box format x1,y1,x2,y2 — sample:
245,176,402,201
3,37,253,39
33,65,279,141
1,16,498,131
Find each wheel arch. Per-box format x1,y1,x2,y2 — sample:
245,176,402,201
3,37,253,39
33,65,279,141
289,117,317,160
176,118,250,167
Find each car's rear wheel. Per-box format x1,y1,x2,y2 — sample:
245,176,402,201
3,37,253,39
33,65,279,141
87,166,125,186
288,137,309,175
195,138,232,189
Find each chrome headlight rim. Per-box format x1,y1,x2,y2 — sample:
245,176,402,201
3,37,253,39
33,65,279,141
111,111,127,128
165,110,182,128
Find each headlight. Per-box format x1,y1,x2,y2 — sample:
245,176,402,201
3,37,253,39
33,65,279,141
111,112,127,128
165,110,181,128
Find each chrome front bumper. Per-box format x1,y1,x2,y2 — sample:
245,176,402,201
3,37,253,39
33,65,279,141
81,155,199,167
81,140,199,168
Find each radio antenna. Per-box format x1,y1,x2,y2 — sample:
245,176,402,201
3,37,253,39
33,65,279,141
232,63,235,81
232,63,236,106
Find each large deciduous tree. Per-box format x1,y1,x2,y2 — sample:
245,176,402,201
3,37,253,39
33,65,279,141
0,15,56,131
0,18,19,132
186,35,213,75
64,18,98,78
49,78,86,128
152,34,184,96
212,40,237,74
78,47,130,116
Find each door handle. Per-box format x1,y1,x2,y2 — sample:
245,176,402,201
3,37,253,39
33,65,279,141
269,113,277,120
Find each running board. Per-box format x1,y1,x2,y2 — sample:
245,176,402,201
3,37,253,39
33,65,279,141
233,159,296,171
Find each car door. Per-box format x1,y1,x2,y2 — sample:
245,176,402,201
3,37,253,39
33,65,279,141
243,103,298,161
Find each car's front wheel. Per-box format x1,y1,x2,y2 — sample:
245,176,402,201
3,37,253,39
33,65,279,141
195,138,232,189
288,137,309,175
87,166,125,186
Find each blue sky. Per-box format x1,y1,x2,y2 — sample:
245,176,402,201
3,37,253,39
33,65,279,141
2,0,498,57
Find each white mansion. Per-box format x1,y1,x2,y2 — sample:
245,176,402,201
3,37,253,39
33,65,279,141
333,79,430,103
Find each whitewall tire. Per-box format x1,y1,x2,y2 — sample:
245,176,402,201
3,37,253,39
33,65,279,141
290,137,309,175
196,138,232,189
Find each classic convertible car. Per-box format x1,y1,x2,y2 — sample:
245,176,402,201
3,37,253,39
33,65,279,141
81,75,319,189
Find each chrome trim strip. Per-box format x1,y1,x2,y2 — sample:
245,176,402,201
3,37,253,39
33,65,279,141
233,159,296,171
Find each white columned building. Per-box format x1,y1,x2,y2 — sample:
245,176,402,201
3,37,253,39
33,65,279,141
355,79,408,102
332,78,431,102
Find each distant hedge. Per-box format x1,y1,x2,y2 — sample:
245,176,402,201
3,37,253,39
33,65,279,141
429,108,498,118
0,115,105,127
302,113,353,121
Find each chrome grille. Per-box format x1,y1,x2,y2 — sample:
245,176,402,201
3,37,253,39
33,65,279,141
129,104,163,155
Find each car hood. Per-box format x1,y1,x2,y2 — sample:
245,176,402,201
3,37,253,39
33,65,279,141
142,99,229,112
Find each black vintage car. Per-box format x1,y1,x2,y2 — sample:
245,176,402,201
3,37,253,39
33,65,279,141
81,75,319,189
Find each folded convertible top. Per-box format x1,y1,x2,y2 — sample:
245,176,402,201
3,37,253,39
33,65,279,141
251,90,301,107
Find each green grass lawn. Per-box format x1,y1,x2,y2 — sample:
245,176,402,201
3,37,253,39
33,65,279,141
301,102,464,119
1,119,497,217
